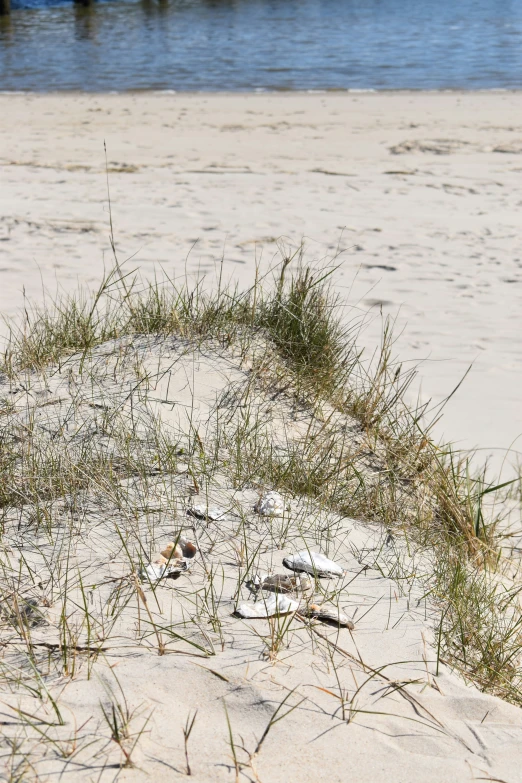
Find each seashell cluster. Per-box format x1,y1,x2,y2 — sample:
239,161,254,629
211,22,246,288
283,550,343,578
235,593,299,619
253,491,288,518
150,539,194,566
141,537,197,582
233,554,355,628
305,603,354,629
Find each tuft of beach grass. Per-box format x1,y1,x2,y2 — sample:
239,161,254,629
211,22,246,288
0,255,520,778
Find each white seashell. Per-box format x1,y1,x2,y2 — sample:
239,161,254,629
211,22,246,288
250,573,264,589
282,551,343,578
235,594,299,618
305,603,354,629
140,562,186,582
142,563,167,581
253,491,288,517
187,504,226,522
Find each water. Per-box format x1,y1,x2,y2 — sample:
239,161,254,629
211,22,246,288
0,0,521,91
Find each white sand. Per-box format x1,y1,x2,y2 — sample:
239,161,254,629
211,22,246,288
2,333,522,782
0,91,521,469
1,91,522,782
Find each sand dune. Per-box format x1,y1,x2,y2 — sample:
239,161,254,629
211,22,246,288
0,91,521,468
1,324,521,782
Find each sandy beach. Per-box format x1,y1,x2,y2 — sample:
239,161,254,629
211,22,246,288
0,90,521,466
0,89,522,782
0,269,521,782
1,287,522,783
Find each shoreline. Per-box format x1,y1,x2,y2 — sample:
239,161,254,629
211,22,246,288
1,88,522,94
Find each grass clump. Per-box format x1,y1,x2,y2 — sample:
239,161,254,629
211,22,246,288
0,255,520,719
259,261,350,392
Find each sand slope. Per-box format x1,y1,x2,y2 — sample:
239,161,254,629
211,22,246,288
0,334,521,781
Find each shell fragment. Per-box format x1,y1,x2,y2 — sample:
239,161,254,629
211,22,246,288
305,603,354,629
160,542,182,561
180,539,197,559
248,573,312,595
187,504,226,522
253,491,288,517
141,562,186,582
235,594,299,619
283,551,343,578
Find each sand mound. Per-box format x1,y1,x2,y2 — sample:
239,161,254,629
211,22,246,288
0,331,521,782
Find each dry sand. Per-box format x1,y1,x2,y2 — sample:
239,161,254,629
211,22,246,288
1,332,522,783
1,91,521,471
1,89,521,782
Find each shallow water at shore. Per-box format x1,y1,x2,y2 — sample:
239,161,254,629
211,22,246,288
1,0,522,92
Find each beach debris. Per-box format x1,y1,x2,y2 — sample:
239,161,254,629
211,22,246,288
253,491,288,517
187,504,226,522
235,594,299,619
283,551,343,578
304,603,354,629
248,573,313,596
141,537,197,582
159,542,182,561
141,561,186,582
180,538,198,559
161,538,197,560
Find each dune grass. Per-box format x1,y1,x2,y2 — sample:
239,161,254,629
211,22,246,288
0,257,521,777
